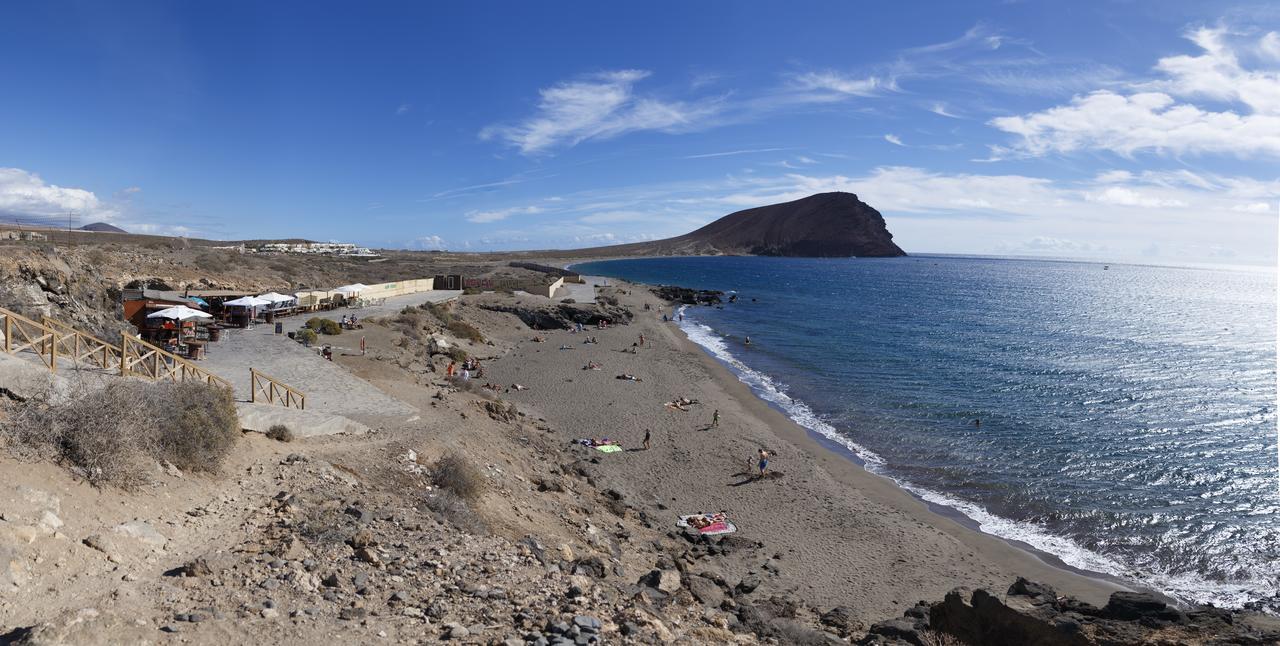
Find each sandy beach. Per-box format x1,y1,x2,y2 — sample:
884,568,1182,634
473,280,1126,622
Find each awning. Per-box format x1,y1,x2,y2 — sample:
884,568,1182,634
146,305,213,320
257,292,296,303
224,296,271,307
333,283,368,295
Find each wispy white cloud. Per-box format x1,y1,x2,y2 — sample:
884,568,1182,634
0,167,117,224
790,71,891,97
684,147,790,159
465,205,544,223
480,70,724,154
884,134,905,146
430,177,529,199
395,103,411,116
929,103,961,118
989,27,1280,158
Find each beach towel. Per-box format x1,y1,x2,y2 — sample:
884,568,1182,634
595,444,623,454
677,513,737,535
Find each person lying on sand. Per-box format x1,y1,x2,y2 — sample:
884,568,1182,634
616,374,642,382
510,383,527,391
532,335,545,342
583,361,601,370
664,401,690,412
559,344,572,350
482,382,500,391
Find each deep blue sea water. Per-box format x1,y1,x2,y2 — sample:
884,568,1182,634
573,255,1278,608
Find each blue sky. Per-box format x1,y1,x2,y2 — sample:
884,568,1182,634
1,1,1277,265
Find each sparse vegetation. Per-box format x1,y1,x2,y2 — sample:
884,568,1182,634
423,488,486,534
0,380,240,489
295,328,318,345
430,452,486,501
423,452,488,532
266,424,294,442
446,347,469,363
306,317,342,335
447,319,484,343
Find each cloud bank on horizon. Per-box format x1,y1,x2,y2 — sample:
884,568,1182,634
0,3,1275,265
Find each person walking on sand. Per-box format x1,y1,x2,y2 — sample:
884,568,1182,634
643,429,651,451
757,448,770,478
712,409,720,428
447,361,455,378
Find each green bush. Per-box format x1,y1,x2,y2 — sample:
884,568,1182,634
305,317,342,335
295,328,317,345
446,347,469,362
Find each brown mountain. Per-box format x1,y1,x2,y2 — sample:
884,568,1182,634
563,192,905,258
80,222,128,233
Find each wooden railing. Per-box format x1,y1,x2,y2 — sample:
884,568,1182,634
1,307,58,371
4,308,307,407
42,316,123,372
120,333,231,389
250,368,305,409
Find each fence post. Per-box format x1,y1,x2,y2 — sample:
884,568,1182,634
120,332,128,377
49,322,56,373
250,368,257,403
4,314,10,353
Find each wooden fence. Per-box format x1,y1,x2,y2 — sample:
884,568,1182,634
42,316,123,372
250,368,305,409
120,334,232,389
2,308,308,406
1,307,59,371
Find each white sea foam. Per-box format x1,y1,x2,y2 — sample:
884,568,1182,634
675,305,1274,609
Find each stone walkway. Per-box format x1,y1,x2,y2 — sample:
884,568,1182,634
197,290,460,420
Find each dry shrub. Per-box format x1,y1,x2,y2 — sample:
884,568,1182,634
423,489,486,534
424,302,455,324
431,452,486,501
921,631,967,646
0,380,239,488
446,319,484,343
446,347,468,362
267,424,294,442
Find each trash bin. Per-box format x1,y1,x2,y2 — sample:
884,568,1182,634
274,322,283,335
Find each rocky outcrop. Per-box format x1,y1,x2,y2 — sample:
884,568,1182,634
476,302,633,330
650,285,723,305
858,578,1280,645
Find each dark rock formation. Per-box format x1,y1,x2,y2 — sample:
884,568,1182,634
858,578,1280,645
568,192,906,258
650,285,723,305
476,302,632,330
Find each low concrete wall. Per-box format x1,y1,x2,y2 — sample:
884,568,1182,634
525,277,564,298
360,278,435,299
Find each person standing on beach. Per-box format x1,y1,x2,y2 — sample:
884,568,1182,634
447,361,455,378
757,448,770,477
712,409,720,428
643,429,651,450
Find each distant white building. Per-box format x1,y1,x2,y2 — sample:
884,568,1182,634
256,241,377,256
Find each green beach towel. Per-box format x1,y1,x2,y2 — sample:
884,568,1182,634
595,444,623,453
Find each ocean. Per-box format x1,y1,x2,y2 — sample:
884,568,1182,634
572,255,1279,609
